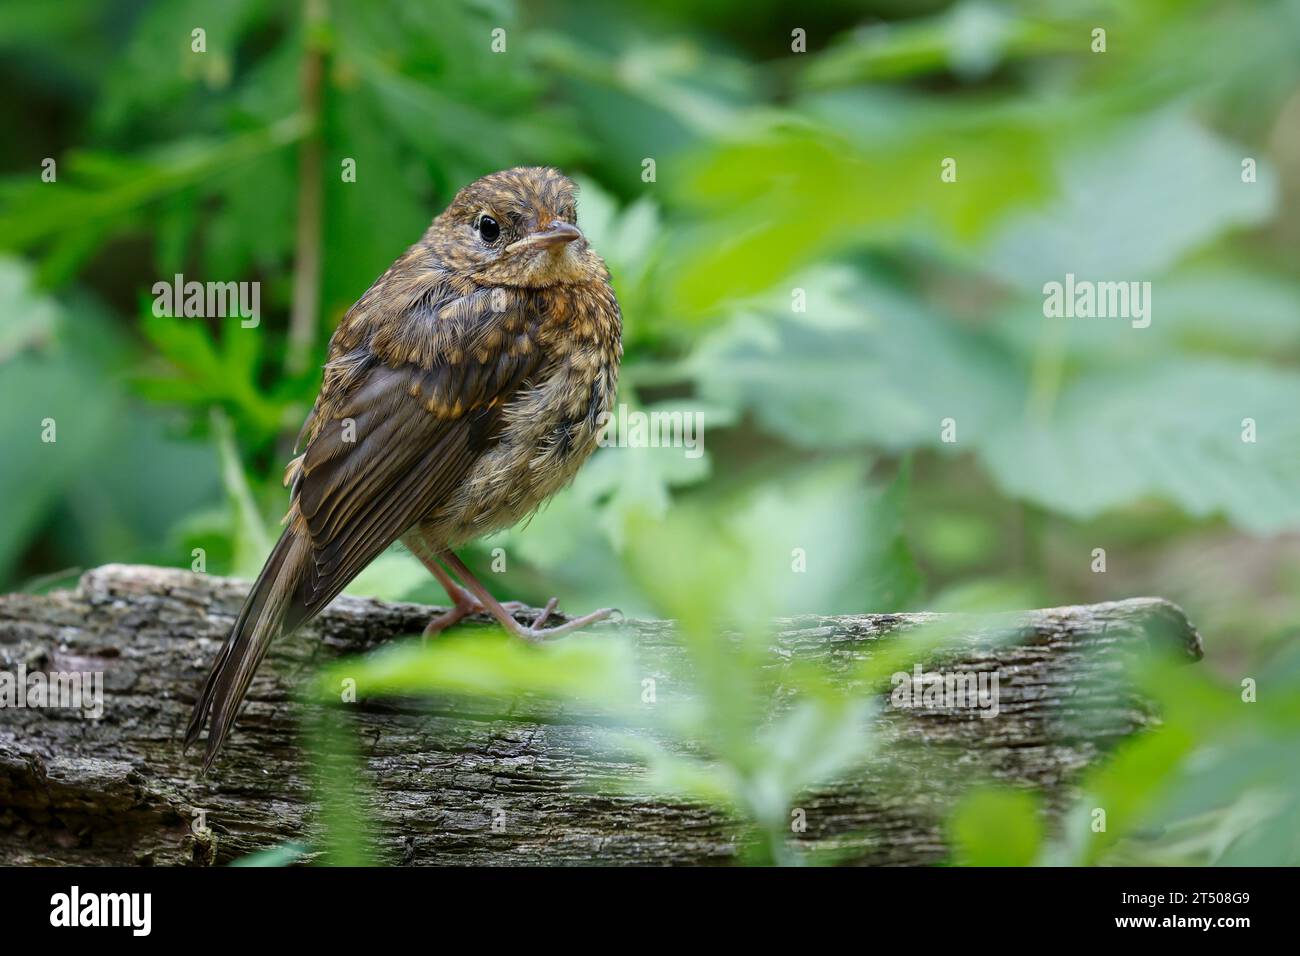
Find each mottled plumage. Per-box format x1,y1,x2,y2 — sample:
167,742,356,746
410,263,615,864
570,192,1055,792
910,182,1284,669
185,167,622,771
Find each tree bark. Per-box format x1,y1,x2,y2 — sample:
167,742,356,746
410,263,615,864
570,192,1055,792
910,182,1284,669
0,564,1203,866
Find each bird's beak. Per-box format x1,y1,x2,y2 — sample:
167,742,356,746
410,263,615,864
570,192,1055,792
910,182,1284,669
511,221,583,252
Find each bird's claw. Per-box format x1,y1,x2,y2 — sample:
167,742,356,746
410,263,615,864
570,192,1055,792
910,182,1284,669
529,597,559,629
507,605,617,643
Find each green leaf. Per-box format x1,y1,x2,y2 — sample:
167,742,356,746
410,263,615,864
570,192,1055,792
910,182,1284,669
980,359,1300,533
665,98,1055,315
950,787,1044,866
747,697,875,829
692,267,1024,451
0,121,306,262
230,841,310,867
0,257,60,361
312,631,641,717
988,112,1277,289
721,458,922,615
0,264,126,584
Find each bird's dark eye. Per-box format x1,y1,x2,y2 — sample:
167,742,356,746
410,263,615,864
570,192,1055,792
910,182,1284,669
476,215,500,243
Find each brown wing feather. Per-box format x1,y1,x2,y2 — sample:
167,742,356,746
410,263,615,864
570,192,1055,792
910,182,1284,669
284,332,542,626
187,280,543,771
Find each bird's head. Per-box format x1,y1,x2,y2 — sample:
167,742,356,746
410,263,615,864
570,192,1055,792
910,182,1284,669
428,166,601,288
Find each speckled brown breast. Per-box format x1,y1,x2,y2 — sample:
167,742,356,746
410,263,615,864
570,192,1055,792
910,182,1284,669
418,279,622,546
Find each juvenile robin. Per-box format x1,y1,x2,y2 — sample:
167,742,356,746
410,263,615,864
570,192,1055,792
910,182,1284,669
185,167,622,771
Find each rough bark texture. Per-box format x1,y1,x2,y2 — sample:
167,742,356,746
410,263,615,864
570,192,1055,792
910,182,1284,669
0,564,1203,866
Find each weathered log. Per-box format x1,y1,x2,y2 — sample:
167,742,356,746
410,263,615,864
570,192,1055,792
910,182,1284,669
0,564,1202,866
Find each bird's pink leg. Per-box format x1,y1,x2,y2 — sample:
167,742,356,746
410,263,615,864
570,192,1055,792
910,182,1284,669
440,550,616,643
402,534,531,639
405,547,478,639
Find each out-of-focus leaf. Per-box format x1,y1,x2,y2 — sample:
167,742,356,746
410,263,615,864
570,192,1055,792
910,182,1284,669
748,697,876,827
0,256,60,360
0,120,306,260
665,99,1055,315
721,458,922,614
991,267,1300,366
230,841,309,867
950,787,1044,865
0,265,125,583
988,113,1277,289
802,1,1084,89
136,309,285,442
93,0,274,135
313,630,641,716
980,359,1300,533
692,268,1024,451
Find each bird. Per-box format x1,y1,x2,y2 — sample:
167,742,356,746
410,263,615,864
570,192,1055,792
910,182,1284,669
184,166,622,772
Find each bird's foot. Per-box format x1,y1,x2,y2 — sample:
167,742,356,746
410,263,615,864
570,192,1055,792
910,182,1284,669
422,582,551,640
422,599,475,640
432,549,620,644
499,602,619,644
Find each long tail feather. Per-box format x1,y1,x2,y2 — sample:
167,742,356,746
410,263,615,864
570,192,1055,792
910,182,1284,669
184,527,310,773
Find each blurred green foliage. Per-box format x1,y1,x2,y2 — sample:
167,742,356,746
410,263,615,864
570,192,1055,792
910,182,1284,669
3,0,1299,864
955,644,1300,866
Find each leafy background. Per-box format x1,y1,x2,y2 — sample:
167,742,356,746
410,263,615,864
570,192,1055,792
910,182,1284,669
2,0,1298,864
